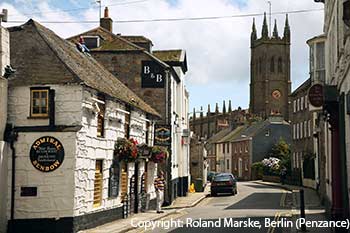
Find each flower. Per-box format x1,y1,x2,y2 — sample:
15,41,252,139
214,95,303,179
114,138,139,162
150,146,168,163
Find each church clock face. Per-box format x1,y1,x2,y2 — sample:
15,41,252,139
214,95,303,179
272,90,282,99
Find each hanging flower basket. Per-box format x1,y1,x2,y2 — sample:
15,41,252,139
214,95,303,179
114,138,139,162
150,146,168,163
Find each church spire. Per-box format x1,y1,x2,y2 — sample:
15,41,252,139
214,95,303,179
222,101,226,114
200,106,203,118
193,108,196,120
228,100,232,112
215,103,219,113
283,14,290,42
262,12,269,39
251,18,257,44
207,104,211,114
273,19,279,39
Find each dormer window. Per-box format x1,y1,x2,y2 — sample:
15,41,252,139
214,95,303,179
83,36,100,49
30,88,49,117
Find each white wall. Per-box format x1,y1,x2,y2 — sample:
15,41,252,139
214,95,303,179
7,132,76,219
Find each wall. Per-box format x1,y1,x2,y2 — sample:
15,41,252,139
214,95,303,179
7,85,83,127
7,132,76,219
0,142,10,233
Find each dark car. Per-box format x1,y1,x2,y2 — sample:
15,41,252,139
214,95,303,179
211,173,237,196
207,171,219,182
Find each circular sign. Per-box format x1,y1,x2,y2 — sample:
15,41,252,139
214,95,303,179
30,136,64,172
308,84,324,107
272,90,282,99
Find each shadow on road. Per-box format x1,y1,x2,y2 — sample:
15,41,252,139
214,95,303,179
225,193,289,210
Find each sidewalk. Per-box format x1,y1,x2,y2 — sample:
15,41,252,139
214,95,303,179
253,180,332,233
78,186,209,233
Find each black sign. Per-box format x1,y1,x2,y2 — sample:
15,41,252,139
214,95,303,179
109,162,120,198
308,84,324,107
141,61,165,88
30,136,64,172
154,125,171,146
21,187,37,197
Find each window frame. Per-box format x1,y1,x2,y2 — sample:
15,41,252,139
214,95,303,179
30,87,50,118
93,160,103,208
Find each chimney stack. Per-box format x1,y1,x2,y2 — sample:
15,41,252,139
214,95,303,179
100,7,113,32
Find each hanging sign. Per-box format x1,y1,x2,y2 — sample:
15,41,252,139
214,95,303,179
30,136,64,172
154,125,171,146
308,84,324,108
141,61,165,88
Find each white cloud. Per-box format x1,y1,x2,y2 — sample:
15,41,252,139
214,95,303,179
0,0,324,109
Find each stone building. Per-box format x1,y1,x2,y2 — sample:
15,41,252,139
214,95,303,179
0,18,10,233
314,0,350,221
215,116,291,180
249,14,291,120
67,7,190,205
189,101,248,140
289,34,326,189
189,135,208,190
5,20,160,233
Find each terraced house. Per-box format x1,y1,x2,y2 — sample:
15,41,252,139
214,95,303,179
67,7,190,205
5,19,161,233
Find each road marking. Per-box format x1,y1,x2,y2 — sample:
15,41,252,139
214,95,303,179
267,212,279,233
280,190,287,207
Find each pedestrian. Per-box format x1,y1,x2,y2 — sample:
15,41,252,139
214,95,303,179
154,170,165,213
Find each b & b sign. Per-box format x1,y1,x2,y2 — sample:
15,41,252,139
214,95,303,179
141,61,165,88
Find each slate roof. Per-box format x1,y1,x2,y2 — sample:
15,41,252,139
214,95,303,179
8,20,160,117
153,50,188,73
217,126,247,143
66,27,169,68
290,78,311,97
121,35,153,45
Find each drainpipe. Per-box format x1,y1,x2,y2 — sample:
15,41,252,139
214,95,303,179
7,127,17,233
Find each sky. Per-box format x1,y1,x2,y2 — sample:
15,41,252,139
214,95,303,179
0,0,324,114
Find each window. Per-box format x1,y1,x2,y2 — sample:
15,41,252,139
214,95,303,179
305,95,308,109
245,143,248,152
222,144,225,153
234,145,237,153
239,144,242,153
297,98,300,112
308,120,311,137
278,57,283,73
124,110,131,139
300,122,303,139
293,100,296,113
304,121,307,138
30,88,49,117
227,159,230,170
227,143,230,153
97,94,106,137
296,123,299,139
293,124,296,140
270,57,275,72
245,160,248,171
93,160,103,208
301,97,304,111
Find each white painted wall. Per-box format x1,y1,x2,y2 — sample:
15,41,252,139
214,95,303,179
7,132,76,219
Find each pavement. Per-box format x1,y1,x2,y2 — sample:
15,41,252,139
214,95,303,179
78,185,210,233
253,180,332,233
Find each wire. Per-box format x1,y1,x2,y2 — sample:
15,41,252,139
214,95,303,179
6,8,324,24
9,0,152,17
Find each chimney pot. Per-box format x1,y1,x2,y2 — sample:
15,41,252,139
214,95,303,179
104,7,109,18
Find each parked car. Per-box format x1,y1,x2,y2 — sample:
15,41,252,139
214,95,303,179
207,171,219,182
211,173,237,196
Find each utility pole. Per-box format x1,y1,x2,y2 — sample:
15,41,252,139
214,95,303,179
267,1,272,37
96,0,101,19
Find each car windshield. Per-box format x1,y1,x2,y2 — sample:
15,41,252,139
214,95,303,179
213,175,231,182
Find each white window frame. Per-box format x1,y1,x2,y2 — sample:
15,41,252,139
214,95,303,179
304,121,307,138
297,98,300,112
301,97,304,111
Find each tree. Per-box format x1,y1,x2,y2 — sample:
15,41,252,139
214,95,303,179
269,138,291,173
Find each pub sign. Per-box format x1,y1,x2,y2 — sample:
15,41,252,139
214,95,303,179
308,84,324,108
30,136,64,172
154,125,171,146
141,61,165,88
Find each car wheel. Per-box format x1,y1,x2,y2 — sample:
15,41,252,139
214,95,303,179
212,192,217,197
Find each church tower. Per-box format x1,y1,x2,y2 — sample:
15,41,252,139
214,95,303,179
249,14,291,120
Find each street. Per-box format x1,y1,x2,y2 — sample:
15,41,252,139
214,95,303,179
136,182,294,233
